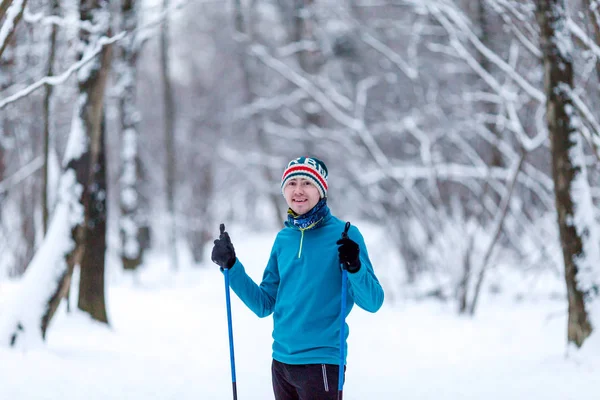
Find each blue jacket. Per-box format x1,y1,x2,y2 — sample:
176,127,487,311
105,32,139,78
227,209,384,365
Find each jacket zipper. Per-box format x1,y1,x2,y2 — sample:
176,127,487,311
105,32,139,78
321,364,329,392
298,229,305,258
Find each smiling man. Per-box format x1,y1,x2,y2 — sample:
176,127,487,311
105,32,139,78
211,156,384,400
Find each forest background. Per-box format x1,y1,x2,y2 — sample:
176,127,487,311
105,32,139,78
0,0,599,357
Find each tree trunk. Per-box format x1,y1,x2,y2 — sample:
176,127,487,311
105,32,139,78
475,0,503,169
42,0,112,336
161,0,178,270
42,0,59,236
0,141,4,192
78,122,109,323
119,0,149,271
535,0,593,348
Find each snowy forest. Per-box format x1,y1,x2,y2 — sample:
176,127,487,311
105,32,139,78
0,0,599,357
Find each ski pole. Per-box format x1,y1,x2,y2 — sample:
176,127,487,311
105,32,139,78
220,223,238,400
338,221,351,400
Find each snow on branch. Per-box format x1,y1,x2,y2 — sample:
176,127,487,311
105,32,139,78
0,0,13,19
0,156,44,195
361,32,419,80
234,89,308,120
251,44,360,129
23,7,99,33
567,18,600,60
568,127,600,297
560,84,600,160
360,161,552,199
0,169,82,348
0,32,124,110
429,1,545,103
0,0,194,110
0,0,27,58
486,0,542,58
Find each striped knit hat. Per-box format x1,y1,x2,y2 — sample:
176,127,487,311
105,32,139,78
281,157,328,198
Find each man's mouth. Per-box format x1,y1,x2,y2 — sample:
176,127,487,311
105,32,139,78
293,199,307,203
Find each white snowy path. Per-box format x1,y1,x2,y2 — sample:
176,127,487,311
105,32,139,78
0,231,598,399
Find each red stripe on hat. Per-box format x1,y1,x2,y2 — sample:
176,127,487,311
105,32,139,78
282,166,328,190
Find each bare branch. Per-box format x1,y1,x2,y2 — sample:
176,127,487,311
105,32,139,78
469,151,526,315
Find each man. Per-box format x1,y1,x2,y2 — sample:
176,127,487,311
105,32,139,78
212,156,384,400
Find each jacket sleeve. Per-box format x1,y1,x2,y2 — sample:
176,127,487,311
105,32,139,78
226,244,280,318
346,227,384,313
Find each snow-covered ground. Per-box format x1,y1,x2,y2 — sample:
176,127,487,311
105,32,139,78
0,227,598,399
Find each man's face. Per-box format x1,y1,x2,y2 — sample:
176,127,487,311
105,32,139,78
283,177,321,215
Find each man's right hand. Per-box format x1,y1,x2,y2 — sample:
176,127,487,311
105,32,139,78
211,223,236,270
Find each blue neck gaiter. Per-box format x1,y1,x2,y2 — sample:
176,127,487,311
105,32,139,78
287,198,329,230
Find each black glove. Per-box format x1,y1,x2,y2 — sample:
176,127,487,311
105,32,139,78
211,223,236,270
336,237,361,273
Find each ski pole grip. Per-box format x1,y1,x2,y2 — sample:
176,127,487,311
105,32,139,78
220,223,225,236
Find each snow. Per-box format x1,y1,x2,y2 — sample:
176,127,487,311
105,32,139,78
566,124,600,298
0,226,598,399
0,168,84,347
63,100,89,164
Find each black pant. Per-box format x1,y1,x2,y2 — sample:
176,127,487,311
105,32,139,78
271,359,346,400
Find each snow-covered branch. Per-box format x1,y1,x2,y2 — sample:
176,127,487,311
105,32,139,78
23,7,99,33
0,0,193,110
429,1,545,103
0,33,125,110
361,31,419,80
486,0,542,58
561,84,600,160
0,0,13,19
0,156,44,195
567,18,600,60
0,0,27,58
251,44,360,130
0,167,82,348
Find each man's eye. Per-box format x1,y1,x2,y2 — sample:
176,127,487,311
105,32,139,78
303,181,311,185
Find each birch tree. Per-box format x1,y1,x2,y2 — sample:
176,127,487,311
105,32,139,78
118,0,149,270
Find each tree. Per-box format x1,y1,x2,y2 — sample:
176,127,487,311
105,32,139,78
42,0,60,236
535,0,596,347
118,0,150,270
0,0,112,346
160,0,178,271
72,0,112,324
